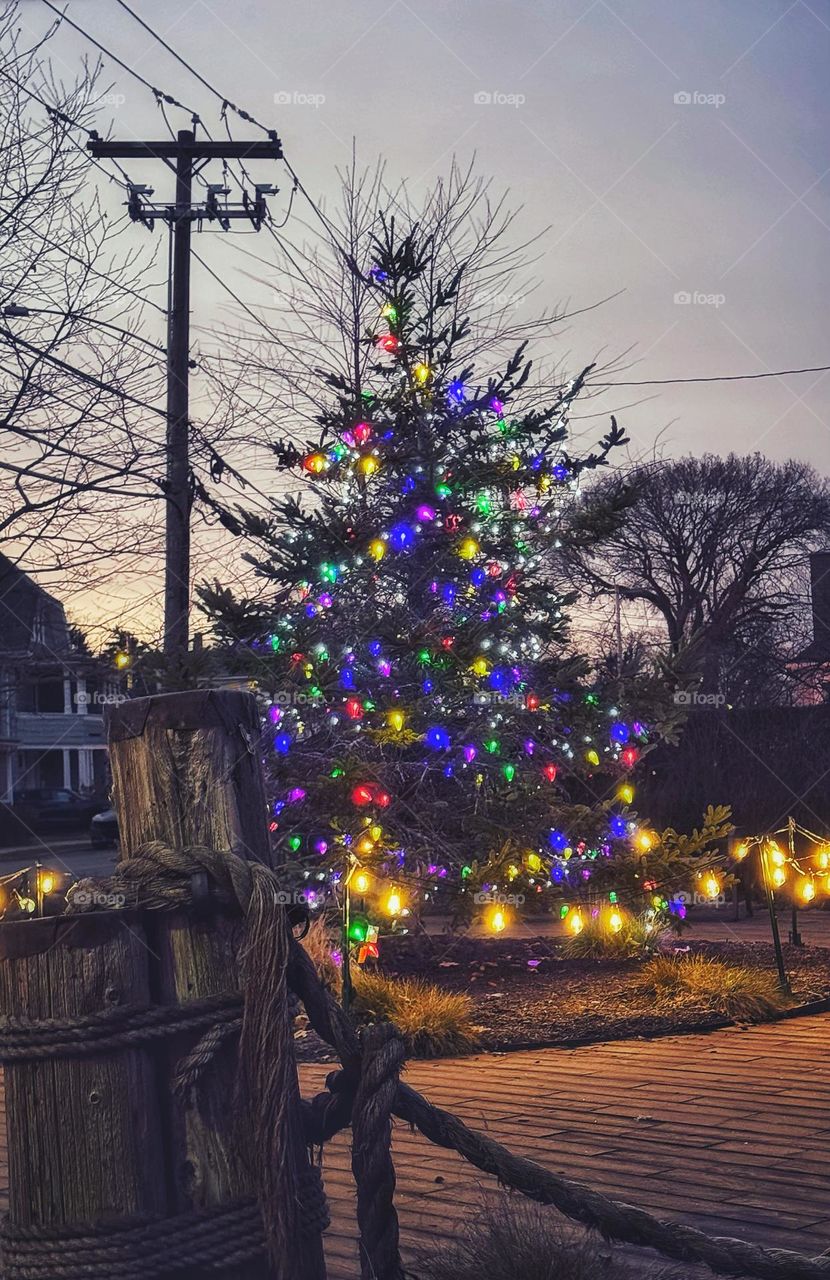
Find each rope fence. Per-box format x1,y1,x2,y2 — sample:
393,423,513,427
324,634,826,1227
1,839,829,1280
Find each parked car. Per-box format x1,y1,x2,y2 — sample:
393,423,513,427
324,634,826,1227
15,788,104,832
89,807,119,847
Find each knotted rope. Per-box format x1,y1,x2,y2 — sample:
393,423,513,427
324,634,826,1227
351,1023,406,1280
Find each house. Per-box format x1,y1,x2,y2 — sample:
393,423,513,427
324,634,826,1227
0,555,116,805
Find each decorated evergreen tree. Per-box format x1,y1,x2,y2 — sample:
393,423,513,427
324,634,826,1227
202,213,694,956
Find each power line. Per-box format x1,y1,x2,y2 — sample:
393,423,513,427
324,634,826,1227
592,364,830,388
40,0,204,126
0,65,134,190
111,0,278,140
0,326,168,418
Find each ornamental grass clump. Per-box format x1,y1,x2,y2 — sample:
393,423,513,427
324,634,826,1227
561,912,665,960
636,953,788,1021
352,971,479,1057
414,1201,680,1280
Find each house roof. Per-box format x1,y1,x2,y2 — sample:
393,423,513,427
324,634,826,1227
0,554,70,656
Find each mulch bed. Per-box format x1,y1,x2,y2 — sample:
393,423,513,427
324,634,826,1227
294,934,830,1062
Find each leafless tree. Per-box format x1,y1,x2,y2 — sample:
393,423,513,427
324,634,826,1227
561,452,830,700
0,3,169,600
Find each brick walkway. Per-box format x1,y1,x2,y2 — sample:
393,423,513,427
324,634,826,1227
2,1015,830,1276
301,1012,830,1277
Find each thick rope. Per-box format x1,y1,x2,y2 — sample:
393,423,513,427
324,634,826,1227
351,1024,406,1280
0,994,242,1063
0,1199,265,1279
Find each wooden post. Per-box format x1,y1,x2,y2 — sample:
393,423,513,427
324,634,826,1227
106,689,326,1280
0,912,167,1229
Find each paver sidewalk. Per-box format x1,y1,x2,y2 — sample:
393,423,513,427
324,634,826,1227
300,1012,830,1277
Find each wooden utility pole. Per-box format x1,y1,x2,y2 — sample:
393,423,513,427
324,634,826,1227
87,131,282,666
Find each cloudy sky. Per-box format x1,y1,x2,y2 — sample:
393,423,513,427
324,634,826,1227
18,0,830,630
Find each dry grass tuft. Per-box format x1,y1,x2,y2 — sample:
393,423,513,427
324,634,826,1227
299,916,342,995
413,1200,683,1280
636,953,789,1021
353,971,480,1057
561,913,664,960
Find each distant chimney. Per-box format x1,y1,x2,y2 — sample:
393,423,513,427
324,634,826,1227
809,553,830,659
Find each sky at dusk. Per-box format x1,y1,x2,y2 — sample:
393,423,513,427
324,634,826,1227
16,0,830,633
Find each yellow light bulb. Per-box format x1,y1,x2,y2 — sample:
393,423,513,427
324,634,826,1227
39,872,55,895
635,830,653,852
357,836,374,855
608,910,623,933
772,866,787,888
369,539,387,561
413,362,430,384
734,842,748,861
800,878,816,903
526,852,542,873
770,846,785,867
471,657,490,677
818,847,830,871
354,872,370,894
369,825,382,842
386,890,402,915
115,651,131,669
490,908,506,933
458,537,479,561
704,874,720,899
359,454,379,476
569,911,584,935
585,749,600,767
387,709,405,732
617,784,634,805
507,864,519,881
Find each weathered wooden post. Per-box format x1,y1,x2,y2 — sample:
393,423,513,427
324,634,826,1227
0,911,168,1266
105,688,327,1279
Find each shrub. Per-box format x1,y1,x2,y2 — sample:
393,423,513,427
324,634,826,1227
636,953,788,1021
561,912,666,960
413,1200,681,1280
352,971,479,1057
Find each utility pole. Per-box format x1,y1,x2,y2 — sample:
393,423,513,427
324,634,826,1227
87,129,282,666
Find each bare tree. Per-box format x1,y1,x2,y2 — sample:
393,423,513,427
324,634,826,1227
561,452,830,699
0,4,168,597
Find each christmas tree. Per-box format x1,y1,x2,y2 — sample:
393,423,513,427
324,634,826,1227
201,215,684,953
